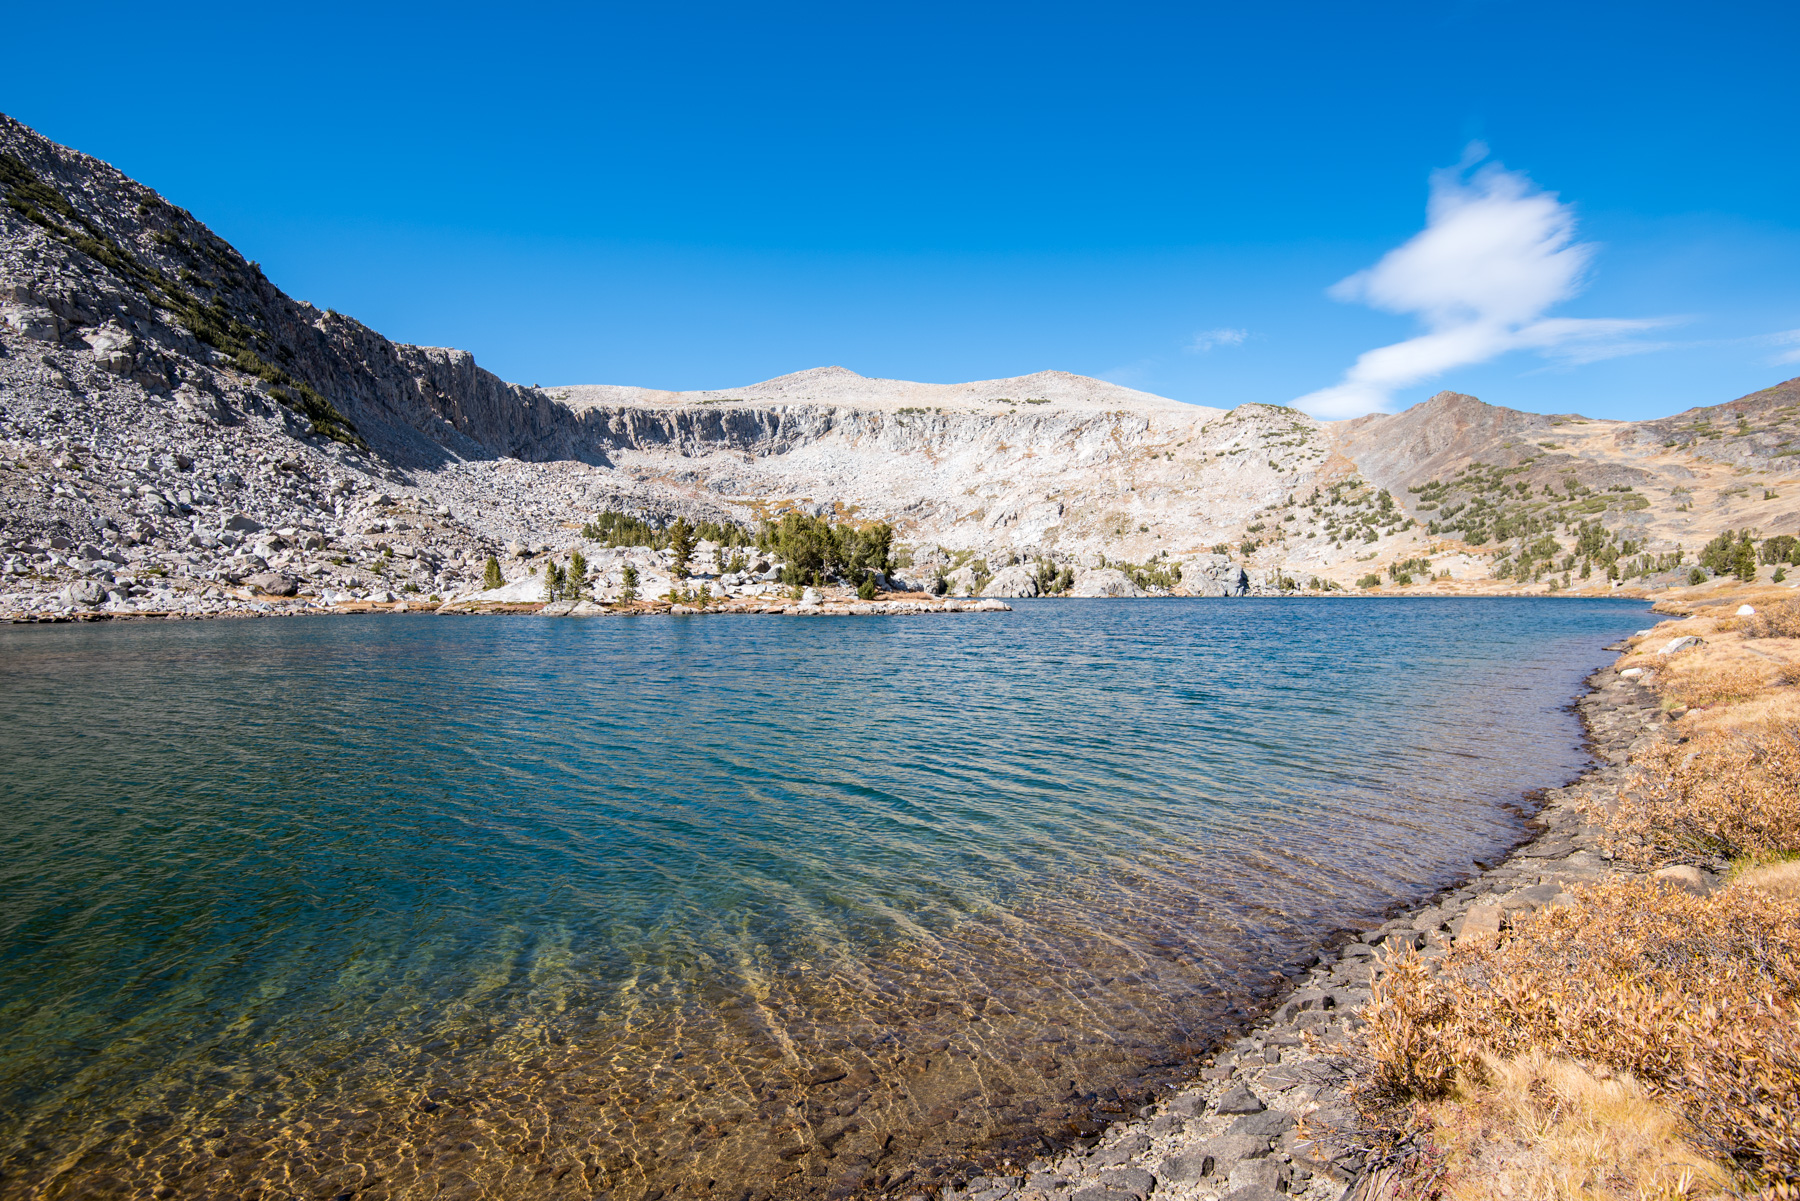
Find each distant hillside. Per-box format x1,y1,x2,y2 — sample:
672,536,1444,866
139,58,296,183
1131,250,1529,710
4,108,1800,616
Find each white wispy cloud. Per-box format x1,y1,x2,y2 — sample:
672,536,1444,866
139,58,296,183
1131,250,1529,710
1187,327,1249,353
1769,329,1800,366
1293,148,1670,419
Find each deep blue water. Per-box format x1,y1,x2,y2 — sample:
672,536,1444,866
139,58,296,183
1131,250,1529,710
0,598,1647,1200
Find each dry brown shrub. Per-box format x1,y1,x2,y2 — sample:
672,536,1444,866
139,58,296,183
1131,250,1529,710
1604,725,1800,865
1361,880,1800,1185
1361,950,1463,1098
1750,601,1800,639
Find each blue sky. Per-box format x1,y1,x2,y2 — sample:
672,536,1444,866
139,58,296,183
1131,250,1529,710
6,1,1797,419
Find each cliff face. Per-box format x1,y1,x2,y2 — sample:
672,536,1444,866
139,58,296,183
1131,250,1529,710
6,109,1800,600
0,112,621,475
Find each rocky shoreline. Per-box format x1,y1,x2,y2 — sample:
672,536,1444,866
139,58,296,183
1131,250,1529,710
924,634,1675,1201
1,593,1017,623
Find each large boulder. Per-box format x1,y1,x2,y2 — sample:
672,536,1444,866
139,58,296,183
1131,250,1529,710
246,572,300,597
1070,568,1145,598
944,565,980,596
84,321,138,373
62,579,106,607
980,564,1040,598
2,304,63,342
468,575,555,604
889,568,948,595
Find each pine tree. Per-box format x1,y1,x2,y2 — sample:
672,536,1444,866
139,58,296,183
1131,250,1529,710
544,561,565,601
620,563,638,603
568,550,588,599
669,518,695,579
483,555,502,590
1735,534,1759,582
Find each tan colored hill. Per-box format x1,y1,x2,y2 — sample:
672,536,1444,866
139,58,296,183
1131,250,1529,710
557,364,1202,413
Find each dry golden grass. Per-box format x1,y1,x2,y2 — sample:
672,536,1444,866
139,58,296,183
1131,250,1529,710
1652,642,1789,707
1680,686,1800,737
1737,858,1800,902
1602,722,1800,865
1362,880,1800,1186
1422,1050,1733,1201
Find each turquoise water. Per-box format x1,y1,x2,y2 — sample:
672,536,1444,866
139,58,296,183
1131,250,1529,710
0,598,1647,1200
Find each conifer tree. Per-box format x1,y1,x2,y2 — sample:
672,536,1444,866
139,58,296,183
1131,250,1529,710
569,550,588,598
483,555,502,590
1735,534,1759,582
669,518,695,579
544,561,565,601
620,563,638,603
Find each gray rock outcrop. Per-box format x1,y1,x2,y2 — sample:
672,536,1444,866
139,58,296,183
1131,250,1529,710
1179,555,1250,597
1069,568,1144,598
979,564,1040,597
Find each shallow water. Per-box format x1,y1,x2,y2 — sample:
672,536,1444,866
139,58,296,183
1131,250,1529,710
0,598,1647,1200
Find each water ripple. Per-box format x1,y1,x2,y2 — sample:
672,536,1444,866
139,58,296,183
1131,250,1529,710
0,598,1646,1200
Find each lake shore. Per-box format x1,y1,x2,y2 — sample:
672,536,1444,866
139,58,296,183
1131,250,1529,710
0,590,1015,622
926,622,1683,1201
6,580,1714,624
